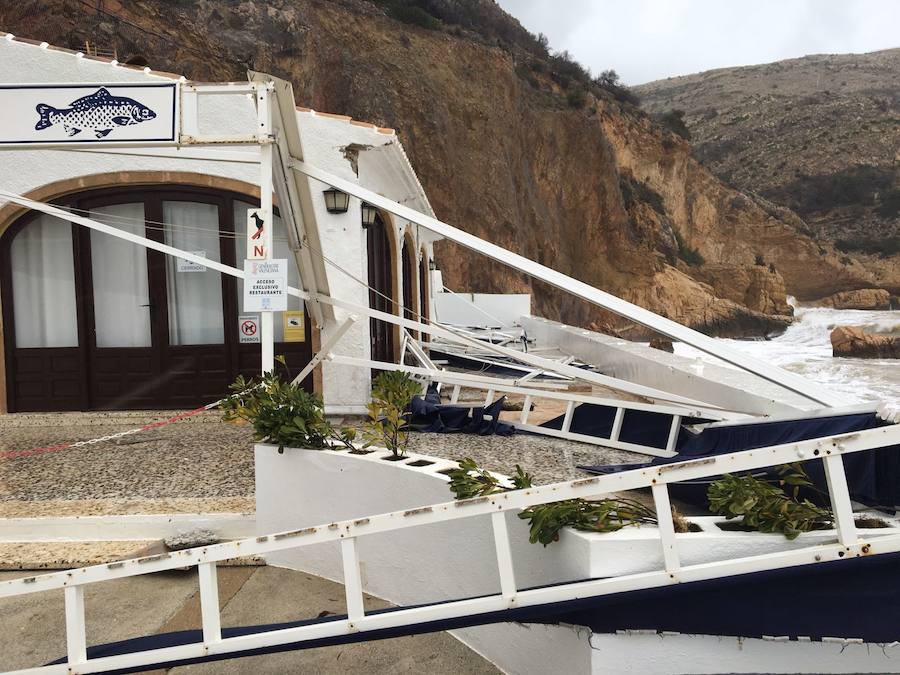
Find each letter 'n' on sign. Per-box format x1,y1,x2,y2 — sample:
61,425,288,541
247,208,271,260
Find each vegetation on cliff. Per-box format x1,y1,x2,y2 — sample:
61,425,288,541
635,49,900,259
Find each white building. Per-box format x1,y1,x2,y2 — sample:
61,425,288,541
0,32,438,415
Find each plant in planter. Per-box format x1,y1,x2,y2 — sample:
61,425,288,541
707,463,833,540
363,371,421,459
446,458,660,546
221,372,355,451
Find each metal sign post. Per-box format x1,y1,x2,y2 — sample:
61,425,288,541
257,83,275,375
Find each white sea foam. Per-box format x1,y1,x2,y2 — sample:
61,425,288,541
673,298,900,406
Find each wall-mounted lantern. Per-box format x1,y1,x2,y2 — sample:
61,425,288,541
360,202,378,229
322,188,350,214
428,258,437,271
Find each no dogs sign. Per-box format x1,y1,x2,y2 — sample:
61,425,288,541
239,315,260,344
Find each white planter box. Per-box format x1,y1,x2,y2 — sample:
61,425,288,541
255,444,900,674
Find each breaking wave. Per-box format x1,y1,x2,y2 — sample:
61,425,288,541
674,297,900,405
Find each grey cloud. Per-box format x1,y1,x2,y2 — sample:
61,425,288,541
496,0,900,84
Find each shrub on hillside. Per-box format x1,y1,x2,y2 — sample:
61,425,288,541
656,109,691,140
373,0,442,29
593,69,641,106
836,235,900,258
566,86,588,108
673,228,705,266
619,175,666,215
764,165,895,216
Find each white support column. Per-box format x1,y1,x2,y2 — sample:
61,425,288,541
651,483,681,574
258,83,275,375
399,332,409,363
64,585,87,666
610,408,625,442
484,389,495,407
491,512,517,603
341,538,365,625
198,562,222,643
520,395,532,424
823,453,858,547
561,401,576,433
666,415,682,453
450,386,461,404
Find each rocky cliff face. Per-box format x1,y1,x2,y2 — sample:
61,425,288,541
635,50,900,265
1,0,884,336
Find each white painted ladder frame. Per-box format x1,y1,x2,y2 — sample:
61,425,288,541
329,353,722,457
4,424,898,675
290,160,848,409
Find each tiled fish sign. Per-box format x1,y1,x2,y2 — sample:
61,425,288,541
0,83,178,145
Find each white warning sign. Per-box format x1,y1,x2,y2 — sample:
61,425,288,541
243,259,288,312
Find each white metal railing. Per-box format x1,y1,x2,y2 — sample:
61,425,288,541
4,424,900,674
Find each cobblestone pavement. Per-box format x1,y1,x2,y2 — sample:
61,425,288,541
0,413,257,514
0,408,645,517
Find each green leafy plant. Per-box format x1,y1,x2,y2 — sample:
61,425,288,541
447,458,658,546
519,497,658,546
447,459,532,498
221,372,355,451
707,463,833,540
364,371,421,458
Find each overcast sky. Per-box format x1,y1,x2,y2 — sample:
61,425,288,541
495,0,900,85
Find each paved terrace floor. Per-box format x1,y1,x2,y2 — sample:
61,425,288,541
0,404,646,567
0,406,647,671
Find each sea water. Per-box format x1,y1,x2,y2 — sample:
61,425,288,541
674,299,900,406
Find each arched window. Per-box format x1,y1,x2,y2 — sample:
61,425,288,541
0,186,313,412
366,211,396,364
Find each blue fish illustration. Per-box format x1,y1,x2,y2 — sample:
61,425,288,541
34,87,156,139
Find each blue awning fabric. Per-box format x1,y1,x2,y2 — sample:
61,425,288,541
579,412,900,509
542,403,709,450
409,383,515,436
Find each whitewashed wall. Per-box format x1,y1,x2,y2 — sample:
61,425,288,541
0,37,436,412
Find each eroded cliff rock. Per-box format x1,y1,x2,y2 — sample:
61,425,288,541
831,325,900,359
814,289,892,310
0,0,878,337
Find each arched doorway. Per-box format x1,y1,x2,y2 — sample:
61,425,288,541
401,233,419,343
366,211,396,364
0,186,313,412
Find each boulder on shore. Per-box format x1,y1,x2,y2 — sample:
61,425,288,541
815,289,891,310
831,325,900,359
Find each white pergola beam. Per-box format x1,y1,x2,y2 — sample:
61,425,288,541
289,160,848,409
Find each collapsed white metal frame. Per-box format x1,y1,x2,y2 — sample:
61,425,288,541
4,424,899,674
330,353,720,457
288,159,849,409
0,191,743,419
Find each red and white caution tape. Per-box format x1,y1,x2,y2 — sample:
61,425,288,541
0,398,226,460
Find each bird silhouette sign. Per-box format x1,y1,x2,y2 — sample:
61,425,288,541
247,208,270,260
